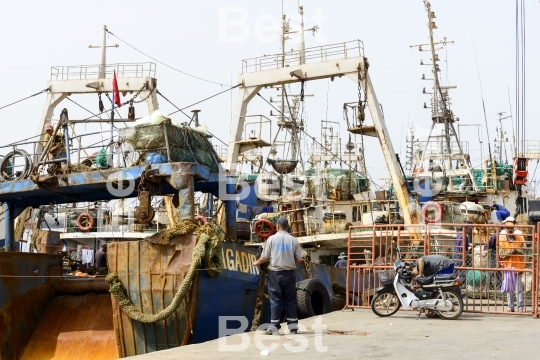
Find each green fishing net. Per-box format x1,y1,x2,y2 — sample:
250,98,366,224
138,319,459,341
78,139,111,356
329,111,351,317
95,148,109,169
123,120,221,172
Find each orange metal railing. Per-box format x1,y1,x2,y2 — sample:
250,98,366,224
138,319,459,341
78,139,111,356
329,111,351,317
345,223,540,317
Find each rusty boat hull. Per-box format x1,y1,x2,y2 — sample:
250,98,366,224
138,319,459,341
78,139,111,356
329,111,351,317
0,238,348,359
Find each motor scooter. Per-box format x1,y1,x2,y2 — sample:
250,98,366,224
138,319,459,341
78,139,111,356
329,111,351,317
371,257,464,320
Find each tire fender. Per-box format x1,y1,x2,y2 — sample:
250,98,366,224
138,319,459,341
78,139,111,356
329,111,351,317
296,278,331,319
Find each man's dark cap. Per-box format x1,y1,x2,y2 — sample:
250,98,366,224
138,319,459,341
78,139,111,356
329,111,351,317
277,217,289,227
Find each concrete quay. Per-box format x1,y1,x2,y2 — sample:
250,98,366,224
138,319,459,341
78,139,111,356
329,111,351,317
131,309,540,359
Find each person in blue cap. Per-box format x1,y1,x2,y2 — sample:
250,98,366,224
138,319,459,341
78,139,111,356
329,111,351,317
253,217,304,335
491,203,510,222
335,252,348,269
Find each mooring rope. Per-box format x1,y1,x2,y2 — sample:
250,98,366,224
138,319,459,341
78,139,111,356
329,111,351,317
106,220,224,323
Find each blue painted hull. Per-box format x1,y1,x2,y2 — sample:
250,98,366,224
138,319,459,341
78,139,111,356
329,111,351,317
108,237,349,355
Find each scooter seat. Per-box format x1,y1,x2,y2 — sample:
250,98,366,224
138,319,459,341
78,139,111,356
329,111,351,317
434,273,458,281
416,274,436,285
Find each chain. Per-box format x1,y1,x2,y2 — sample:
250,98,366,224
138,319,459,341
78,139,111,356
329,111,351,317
124,83,155,105
137,171,147,195
137,170,163,198
304,258,312,279
357,64,366,125
300,80,305,102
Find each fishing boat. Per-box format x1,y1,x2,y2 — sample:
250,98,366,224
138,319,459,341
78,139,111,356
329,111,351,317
225,0,538,268
0,23,350,360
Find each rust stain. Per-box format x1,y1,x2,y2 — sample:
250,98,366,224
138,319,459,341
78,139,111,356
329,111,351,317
20,294,117,360
0,252,62,360
0,285,54,360
108,232,197,356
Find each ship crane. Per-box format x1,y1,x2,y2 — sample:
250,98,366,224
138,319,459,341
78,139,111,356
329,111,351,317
226,11,419,229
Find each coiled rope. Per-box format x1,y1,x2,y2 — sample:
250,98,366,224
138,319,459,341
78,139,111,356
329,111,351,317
106,220,224,323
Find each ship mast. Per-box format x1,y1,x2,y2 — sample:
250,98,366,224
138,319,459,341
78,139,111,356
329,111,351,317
268,4,316,172
410,0,477,193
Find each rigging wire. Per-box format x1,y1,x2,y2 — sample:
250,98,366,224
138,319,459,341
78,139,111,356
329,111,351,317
471,37,493,162
156,90,191,119
66,95,107,144
513,0,526,156
104,93,124,126
0,88,49,111
155,89,228,147
106,29,229,87
520,0,526,155
66,97,103,120
506,86,517,158
167,84,240,117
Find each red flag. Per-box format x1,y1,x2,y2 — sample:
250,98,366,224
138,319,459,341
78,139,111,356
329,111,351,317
113,70,121,108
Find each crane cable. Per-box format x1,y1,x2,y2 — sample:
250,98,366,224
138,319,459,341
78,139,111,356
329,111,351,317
0,88,49,111
515,0,526,156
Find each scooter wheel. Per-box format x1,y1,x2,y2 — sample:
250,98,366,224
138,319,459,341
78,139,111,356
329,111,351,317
371,291,401,317
435,290,463,320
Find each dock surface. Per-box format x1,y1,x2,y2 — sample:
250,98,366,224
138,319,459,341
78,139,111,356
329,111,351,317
130,309,540,359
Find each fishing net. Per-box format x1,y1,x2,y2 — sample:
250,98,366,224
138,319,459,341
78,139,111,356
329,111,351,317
122,120,221,172
106,220,224,323
305,168,368,200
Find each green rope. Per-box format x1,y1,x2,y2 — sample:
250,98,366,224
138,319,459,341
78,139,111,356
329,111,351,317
106,220,224,323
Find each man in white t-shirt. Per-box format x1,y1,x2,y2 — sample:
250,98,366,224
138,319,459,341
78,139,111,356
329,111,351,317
253,217,304,335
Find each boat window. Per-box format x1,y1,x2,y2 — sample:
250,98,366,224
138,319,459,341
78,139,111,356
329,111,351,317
363,205,368,213
352,206,358,222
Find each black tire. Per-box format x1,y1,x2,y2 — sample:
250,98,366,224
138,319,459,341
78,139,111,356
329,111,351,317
17,149,33,179
435,290,463,320
371,291,401,317
0,150,30,182
296,278,331,319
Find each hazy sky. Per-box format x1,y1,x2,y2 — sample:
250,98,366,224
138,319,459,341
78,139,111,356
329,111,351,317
0,0,538,190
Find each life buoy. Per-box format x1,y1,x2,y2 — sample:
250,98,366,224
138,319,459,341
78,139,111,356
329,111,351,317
413,167,424,176
422,201,442,223
254,219,275,240
194,215,207,225
77,213,94,232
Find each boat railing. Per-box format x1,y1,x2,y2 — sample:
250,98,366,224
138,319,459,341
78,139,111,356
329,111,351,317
310,141,362,161
50,62,156,80
41,203,169,235
241,40,364,73
0,125,125,179
522,140,540,159
418,140,469,160
242,115,273,144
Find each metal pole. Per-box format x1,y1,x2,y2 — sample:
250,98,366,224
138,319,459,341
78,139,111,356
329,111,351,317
5,203,14,252
100,25,107,78
225,177,238,239
63,123,71,166
77,136,81,171
298,6,305,65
